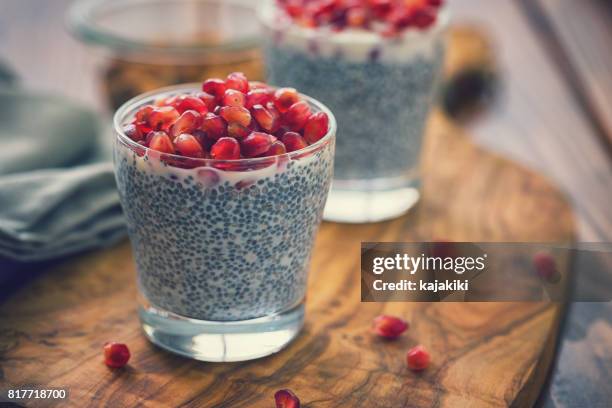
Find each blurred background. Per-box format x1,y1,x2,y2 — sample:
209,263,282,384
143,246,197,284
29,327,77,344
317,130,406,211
0,0,611,406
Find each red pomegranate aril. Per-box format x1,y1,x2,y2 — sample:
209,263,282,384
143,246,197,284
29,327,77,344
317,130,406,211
174,133,205,158
197,91,218,111
148,131,175,154
413,10,437,29
274,389,300,408
263,140,287,157
223,89,246,107
134,121,153,136
227,122,251,140
347,6,368,27
242,132,277,158
123,123,143,142
252,104,281,133
201,113,228,140
274,87,300,113
170,110,202,138
219,106,252,127
303,112,329,143
281,132,308,152
406,345,430,371
135,104,155,123
283,101,312,131
225,72,249,93
104,342,130,368
246,89,274,109
372,315,408,339
211,137,241,160
202,78,227,98
176,95,208,115
149,106,180,131
533,251,560,282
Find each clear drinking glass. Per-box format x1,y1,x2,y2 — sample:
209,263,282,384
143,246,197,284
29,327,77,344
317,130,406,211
113,85,336,362
258,0,448,223
68,0,264,110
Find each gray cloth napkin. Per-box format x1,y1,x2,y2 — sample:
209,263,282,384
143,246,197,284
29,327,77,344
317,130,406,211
0,88,126,262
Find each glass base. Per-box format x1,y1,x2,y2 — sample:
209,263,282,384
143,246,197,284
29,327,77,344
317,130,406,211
139,302,305,362
324,179,420,223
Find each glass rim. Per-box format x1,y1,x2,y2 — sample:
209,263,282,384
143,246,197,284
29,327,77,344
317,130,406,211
113,83,337,166
67,0,261,55
257,0,451,42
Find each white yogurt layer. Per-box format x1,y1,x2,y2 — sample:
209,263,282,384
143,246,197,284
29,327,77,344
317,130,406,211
117,141,321,187
258,0,449,63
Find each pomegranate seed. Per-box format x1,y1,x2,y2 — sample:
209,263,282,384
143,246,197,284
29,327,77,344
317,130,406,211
406,345,430,371
303,112,329,144
149,106,180,131
176,95,208,115
246,88,274,109
170,110,202,138
197,168,220,187
104,342,130,368
414,12,437,29
347,7,368,27
123,123,143,142
428,0,444,6
211,137,241,160
274,88,300,113
201,113,228,140
281,132,308,152
134,121,153,136
372,315,408,339
148,131,175,154
274,389,300,408
252,104,281,133
223,89,246,107
227,122,251,140
242,132,277,158
219,106,252,127
202,78,227,99
174,133,205,158
197,91,218,111
225,72,249,93
135,105,155,123
533,251,560,283
263,140,287,157
283,101,311,131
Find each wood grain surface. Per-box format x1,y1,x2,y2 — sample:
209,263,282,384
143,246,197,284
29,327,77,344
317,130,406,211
0,29,576,407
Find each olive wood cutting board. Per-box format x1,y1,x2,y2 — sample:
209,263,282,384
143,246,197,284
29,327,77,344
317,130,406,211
0,28,575,407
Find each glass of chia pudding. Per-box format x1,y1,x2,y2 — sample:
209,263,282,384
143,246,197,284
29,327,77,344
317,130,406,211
259,0,449,223
113,73,336,362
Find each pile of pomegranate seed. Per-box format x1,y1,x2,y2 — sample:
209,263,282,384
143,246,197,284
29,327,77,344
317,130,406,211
276,0,445,34
103,342,131,368
124,72,330,163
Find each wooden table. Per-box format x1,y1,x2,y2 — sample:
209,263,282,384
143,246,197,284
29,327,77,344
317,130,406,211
1,0,611,406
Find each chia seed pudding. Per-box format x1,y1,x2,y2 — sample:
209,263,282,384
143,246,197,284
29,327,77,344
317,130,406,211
113,83,335,322
259,0,447,183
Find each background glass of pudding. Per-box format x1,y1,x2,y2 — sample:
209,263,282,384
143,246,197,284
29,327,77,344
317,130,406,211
68,0,264,110
113,84,336,362
258,0,449,223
